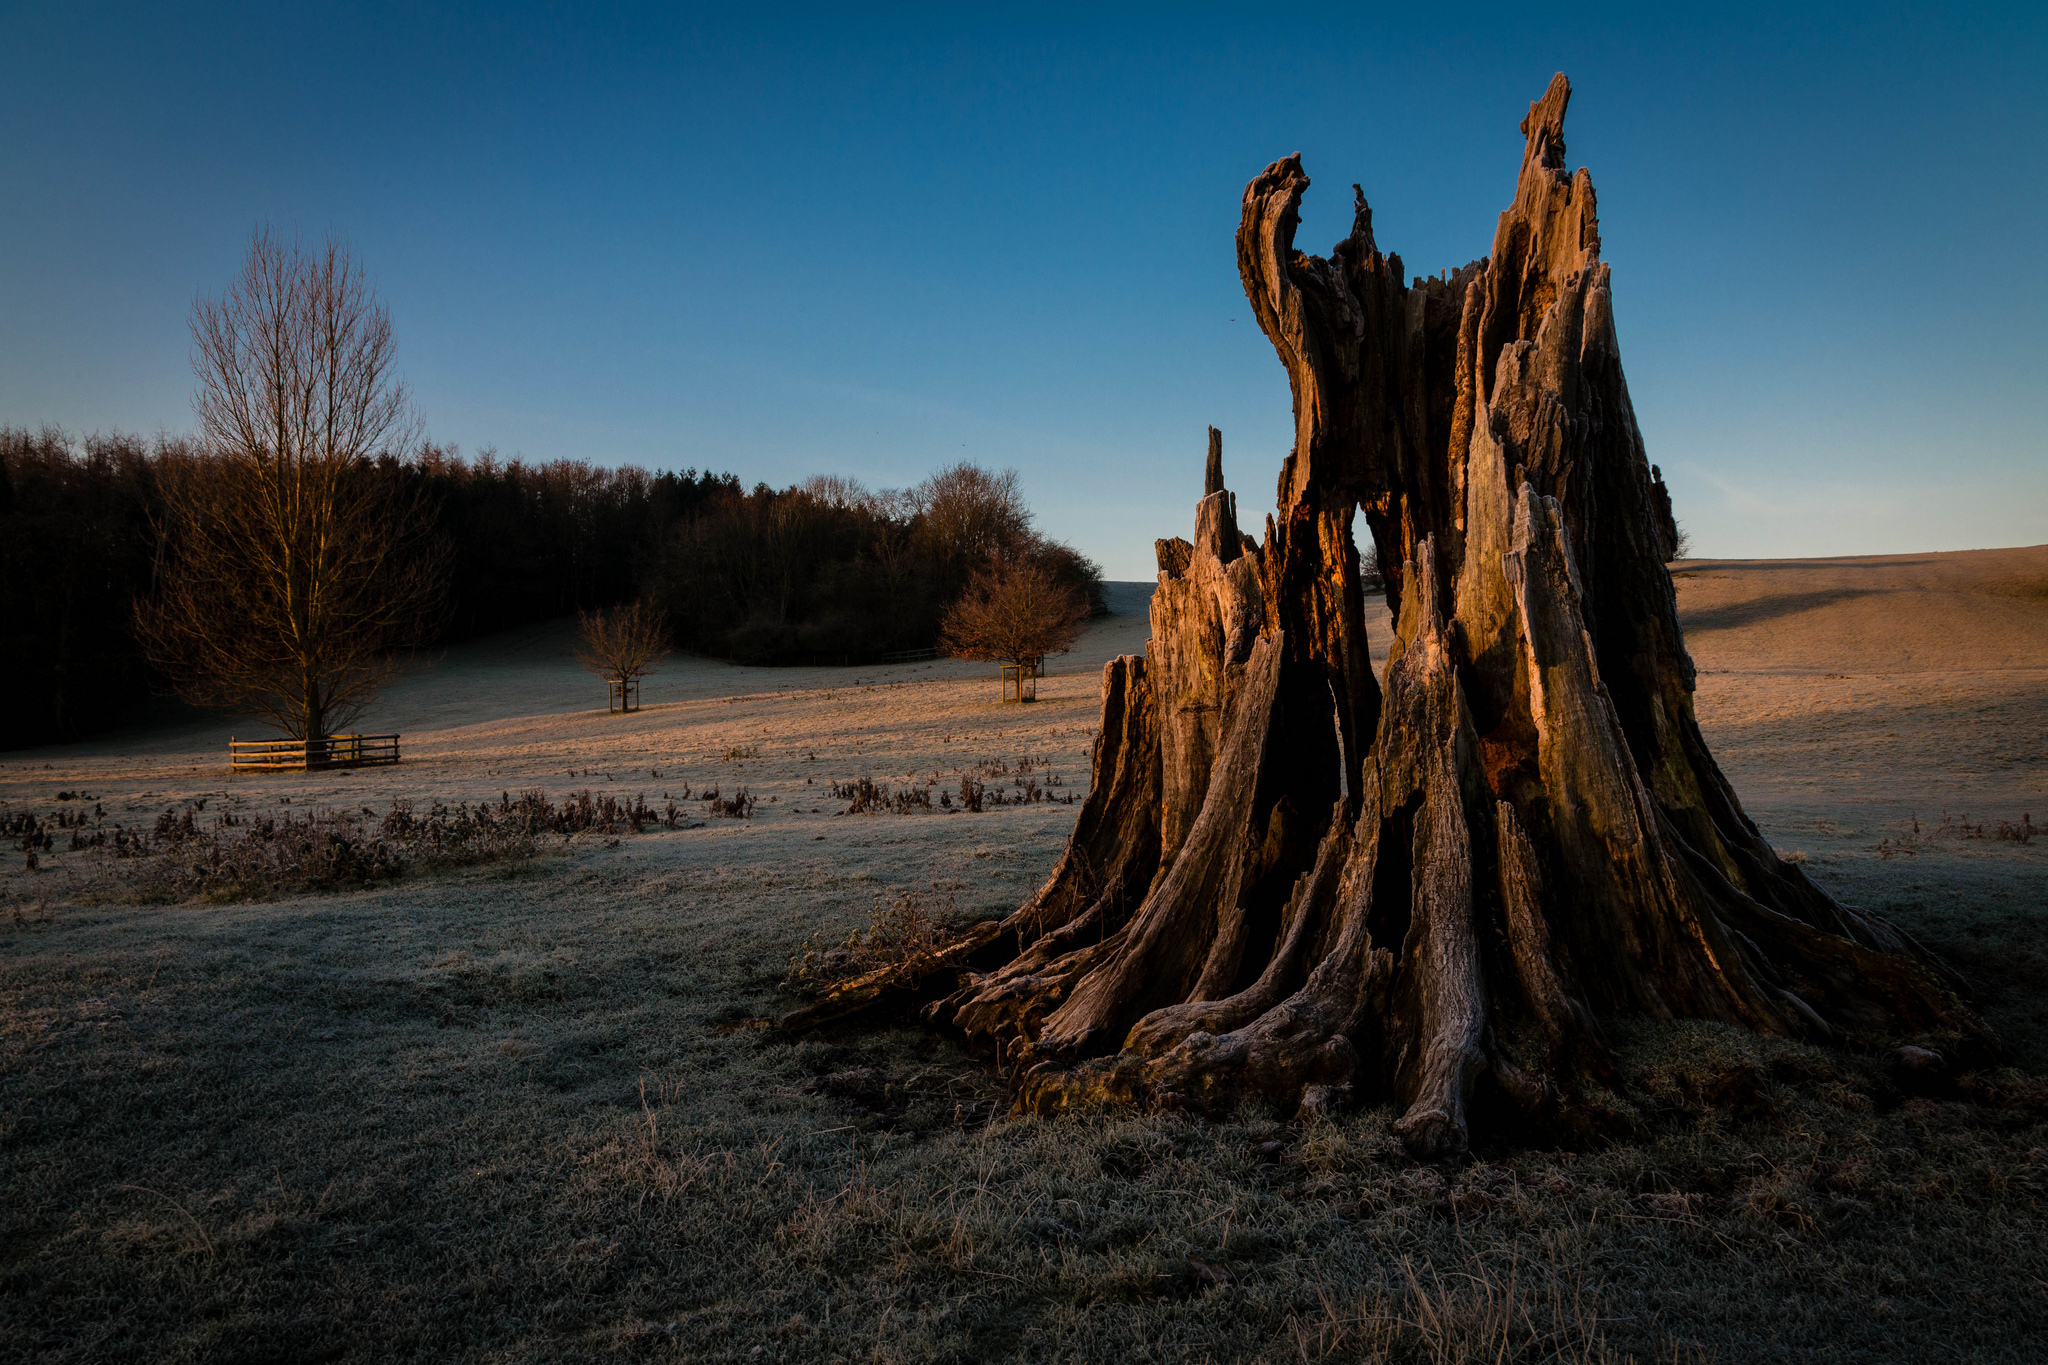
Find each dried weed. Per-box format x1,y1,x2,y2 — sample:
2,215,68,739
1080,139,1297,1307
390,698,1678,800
786,883,959,992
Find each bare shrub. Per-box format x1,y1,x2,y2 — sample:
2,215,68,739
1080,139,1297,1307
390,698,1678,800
1334,1250,1634,1365
136,229,441,742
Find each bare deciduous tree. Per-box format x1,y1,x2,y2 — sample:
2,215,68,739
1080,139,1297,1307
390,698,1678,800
912,463,1032,581
136,229,441,743
575,600,672,687
939,560,1089,675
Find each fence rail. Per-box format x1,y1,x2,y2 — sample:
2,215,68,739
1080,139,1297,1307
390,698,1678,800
229,733,402,772
882,647,942,664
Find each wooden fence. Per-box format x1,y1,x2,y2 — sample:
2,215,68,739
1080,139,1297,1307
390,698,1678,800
229,734,402,772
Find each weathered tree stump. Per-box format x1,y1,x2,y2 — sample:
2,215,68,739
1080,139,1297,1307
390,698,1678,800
793,75,1988,1157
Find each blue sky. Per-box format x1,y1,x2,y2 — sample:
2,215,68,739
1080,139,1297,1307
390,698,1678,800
3,2,2042,577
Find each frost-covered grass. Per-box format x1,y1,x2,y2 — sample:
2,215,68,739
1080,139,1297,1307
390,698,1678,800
3,829,2044,1363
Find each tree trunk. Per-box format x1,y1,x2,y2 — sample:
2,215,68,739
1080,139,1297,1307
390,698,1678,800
798,74,1988,1158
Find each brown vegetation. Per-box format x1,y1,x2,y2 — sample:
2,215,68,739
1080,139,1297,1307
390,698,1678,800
786,882,960,993
134,231,442,743
70,788,704,902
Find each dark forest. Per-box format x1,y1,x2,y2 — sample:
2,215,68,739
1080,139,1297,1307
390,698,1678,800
0,427,1102,749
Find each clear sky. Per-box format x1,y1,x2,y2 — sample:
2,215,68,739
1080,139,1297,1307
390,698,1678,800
3,2,2042,578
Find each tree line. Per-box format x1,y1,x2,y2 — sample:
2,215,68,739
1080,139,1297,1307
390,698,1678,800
5,230,1102,749
1,428,1101,749
650,463,1103,666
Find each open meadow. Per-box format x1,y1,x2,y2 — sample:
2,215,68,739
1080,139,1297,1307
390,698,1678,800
4,554,2046,1364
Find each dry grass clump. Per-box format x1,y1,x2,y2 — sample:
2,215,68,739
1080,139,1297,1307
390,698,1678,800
10,777,767,900
785,882,959,992
128,805,409,900
968,752,1065,789
962,754,1069,809
698,785,756,818
827,757,1075,816
1877,809,2040,856
11,803,127,869
9,813,53,870
1276,1248,1666,1365
385,787,681,841
1923,810,2039,843
830,776,934,814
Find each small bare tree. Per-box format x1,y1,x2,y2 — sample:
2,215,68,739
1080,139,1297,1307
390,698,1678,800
939,559,1088,687
137,229,440,743
576,600,671,709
